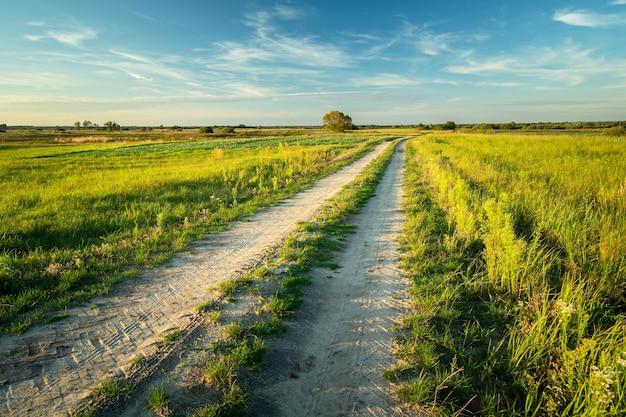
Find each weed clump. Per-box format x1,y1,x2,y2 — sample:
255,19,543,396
602,126,626,136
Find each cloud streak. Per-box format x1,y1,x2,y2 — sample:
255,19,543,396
352,73,421,88
446,42,626,86
215,6,352,69
24,24,97,47
553,9,626,27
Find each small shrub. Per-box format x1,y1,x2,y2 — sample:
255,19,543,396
194,383,248,417
205,357,235,388
473,123,493,130
199,126,213,133
603,126,626,136
93,377,133,400
223,320,245,340
129,355,144,366
216,127,235,135
397,372,434,405
248,318,286,337
147,385,171,415
263,292,302,318
196,300,219,313
230,338,267,371
217,275,253,296
159,330,184,346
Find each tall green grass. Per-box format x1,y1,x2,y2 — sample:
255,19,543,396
0,133,385,333
393,133,626,415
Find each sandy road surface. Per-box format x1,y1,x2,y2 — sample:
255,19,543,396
0,141,394,417
248,140,412,416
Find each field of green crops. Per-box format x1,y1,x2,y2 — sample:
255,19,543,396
392,132,626,416
0,130,388,334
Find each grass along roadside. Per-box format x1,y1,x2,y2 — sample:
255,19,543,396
0,134,391,334
71,138,402,417
390,134,626,416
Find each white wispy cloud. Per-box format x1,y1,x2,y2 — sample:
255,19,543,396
352,73,420,88
0,71,72,89
23,25,97,47
206,60,323,77
399,21,487,57
340,31,399,60
223,83,278,97
215,5,352,69
553,9,626,27
475,81,524,88
273,4,308,20
37,48,197,90
447,56,516,75
433,78,460,85
446,42,626,87
118,68,153,82
109,49,154,64
415,31,456,56
50,28,97,47
400,22,456,56
127,9,159,23
608,0,626,5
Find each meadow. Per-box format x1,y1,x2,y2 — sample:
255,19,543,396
0,129,387,334
392,132,626,416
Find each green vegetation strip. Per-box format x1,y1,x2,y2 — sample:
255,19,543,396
390,133,626,416
0,133,391,333
72,138,400,417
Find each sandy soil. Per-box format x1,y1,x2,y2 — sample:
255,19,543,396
0,141,407,417
247,140,412,416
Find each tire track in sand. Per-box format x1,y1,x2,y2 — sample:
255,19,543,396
247,140,413,416
0,142,393,417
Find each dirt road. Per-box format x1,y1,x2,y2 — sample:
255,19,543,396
0,140,407,417
247,140,411,416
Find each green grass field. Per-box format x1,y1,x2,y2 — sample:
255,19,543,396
0,129,389,334
3,127,625,415
392,132,626,416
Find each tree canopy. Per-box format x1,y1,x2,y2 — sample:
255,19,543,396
103,121,121,131
323,110,353,132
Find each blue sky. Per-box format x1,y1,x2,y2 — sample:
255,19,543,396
2,0,626,126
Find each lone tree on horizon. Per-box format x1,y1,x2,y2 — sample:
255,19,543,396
323,110,353,132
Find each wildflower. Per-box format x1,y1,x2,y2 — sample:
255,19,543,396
554,300,575,322
617,353,626,368
44,263,63,277
590,365,617,408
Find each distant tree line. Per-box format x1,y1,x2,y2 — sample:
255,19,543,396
72,120,121,130
353,120,625,131
409,120,626,131
14,118,623,134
